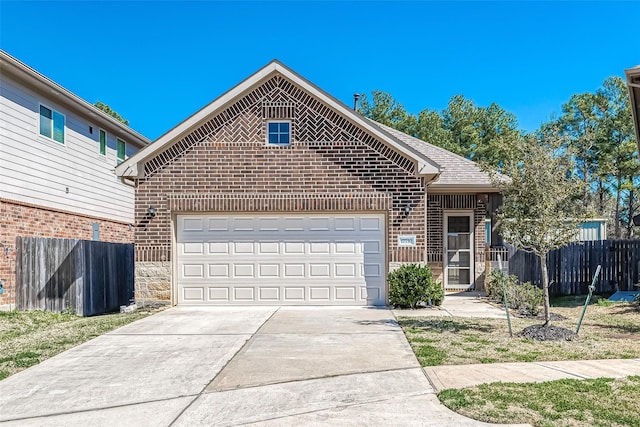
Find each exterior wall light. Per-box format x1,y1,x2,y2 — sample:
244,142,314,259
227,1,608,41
148,206,156,218
404,204,411,215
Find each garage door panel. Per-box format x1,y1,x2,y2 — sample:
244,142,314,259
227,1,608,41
258,264,279,277
208,264,229,277
182,287,204,301
309,287,330,301
208,218,228,231
258,242,279,254
335,287,356,301
177,214,386,305
209,287,229,301
284,287,305,301
259,287,279,301
284,241,305,254
234,287,255,301
208,242,229,254
258,217,279,231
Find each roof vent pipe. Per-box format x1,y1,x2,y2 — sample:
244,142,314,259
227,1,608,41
353,93,360,112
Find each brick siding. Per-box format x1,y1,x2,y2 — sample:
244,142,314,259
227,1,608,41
132,74,489,300
135,75,427,267
0,198,133,305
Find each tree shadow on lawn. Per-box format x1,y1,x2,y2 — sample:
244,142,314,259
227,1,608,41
398,318,497,334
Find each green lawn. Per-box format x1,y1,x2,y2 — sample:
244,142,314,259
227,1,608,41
399,301,640,366
439,376,640,427
0,308,162,380
399,298,640,426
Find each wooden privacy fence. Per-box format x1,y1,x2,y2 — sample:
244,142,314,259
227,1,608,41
506,240,640,295
15,237,134,316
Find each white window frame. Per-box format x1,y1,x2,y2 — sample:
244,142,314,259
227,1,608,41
266,120,292,146
99,128,107,156
117,138,126,164
38,103,65,144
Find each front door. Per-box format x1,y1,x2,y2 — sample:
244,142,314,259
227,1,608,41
444,212,474,291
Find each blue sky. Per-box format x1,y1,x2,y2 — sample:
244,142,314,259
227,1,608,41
1,1,638,140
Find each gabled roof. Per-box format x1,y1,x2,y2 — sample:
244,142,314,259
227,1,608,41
0,50,150,148
626,65,640,151
372,122,497,192
116,60,441,179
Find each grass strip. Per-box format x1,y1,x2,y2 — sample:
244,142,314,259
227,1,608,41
439,376,640,427
0,308,160,380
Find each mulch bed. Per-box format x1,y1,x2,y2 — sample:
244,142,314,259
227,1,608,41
519,324,578,341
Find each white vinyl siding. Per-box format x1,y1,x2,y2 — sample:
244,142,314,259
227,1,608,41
0,73,139,223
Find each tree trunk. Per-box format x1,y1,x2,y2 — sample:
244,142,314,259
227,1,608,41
539,252,551,327
615,173,622,239
626,185,635,239
597,180,606,216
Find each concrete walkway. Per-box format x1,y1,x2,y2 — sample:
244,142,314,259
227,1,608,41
425,358,640,392
394,291,508,319
0,306,524,427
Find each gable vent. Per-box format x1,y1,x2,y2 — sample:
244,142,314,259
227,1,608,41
263,101,295,119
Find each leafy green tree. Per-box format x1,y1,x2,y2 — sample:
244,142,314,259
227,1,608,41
415,109,458,153
439,95,521,169
94,101,129,125
358,91,416,135
491,129,587,326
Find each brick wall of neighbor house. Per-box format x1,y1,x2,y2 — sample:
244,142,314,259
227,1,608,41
134,74,427,301
0,198,134,305
426,194,487,290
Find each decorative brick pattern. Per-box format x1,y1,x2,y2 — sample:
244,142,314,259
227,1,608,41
136,75,426,270
131,73,491,300
0,198,133,305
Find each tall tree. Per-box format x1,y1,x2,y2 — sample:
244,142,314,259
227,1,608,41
357,91,416,135
491,129,587,326
595,76,640,238
415,109,458,154
94,101,129,125
556,92,605,208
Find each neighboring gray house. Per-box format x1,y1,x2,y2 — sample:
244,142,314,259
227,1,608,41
0,50,150,304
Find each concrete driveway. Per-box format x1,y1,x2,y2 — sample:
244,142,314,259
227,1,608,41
0,306,521,426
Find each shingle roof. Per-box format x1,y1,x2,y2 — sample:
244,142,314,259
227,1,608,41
370,121,497,192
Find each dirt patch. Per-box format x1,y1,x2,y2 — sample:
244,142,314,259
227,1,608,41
519,324,577,341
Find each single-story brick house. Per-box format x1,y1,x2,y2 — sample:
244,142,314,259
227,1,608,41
116,60,499,306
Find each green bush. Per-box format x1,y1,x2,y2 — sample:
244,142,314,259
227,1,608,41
388,263,443,308
486,270,543,316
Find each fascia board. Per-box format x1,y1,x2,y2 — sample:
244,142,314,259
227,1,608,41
428,184,500,193
626,67,640,151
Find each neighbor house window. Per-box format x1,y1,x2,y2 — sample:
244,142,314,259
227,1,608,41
39,105,65,144
99,129,106,155
485,218,492,246
117,138,126,164
267,121,290,145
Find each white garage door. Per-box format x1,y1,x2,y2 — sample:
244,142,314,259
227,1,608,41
176,214,386,305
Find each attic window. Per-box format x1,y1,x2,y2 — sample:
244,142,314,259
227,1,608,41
267,121,290,146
